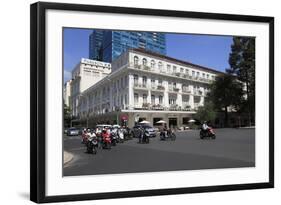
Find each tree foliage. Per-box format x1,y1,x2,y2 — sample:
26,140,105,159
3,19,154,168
194,102,216,124
227,37,255,125
64,104,72,128
206,73,244,127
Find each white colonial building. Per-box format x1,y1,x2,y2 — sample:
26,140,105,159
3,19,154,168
63,80,72,107
75,49,223,128
70,58,111,116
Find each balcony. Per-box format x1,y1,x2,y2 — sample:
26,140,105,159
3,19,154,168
193,90,204,96
151,85,165,92
182,88,191,94
133,83,148,90
168,87,180,93
133,103,165,111
130,63,214,84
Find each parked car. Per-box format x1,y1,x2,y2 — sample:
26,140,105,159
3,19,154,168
96,124,112,130
132,125,157,138
66,127,79,136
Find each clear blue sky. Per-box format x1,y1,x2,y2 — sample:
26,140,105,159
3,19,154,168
63,28,233,82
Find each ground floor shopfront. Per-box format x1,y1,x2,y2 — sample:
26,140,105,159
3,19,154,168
79,110,196,129
78,110,253,129
124,110,196,129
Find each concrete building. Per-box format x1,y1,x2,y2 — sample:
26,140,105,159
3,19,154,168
63,80,72,107
77,49,223,128
70,58,111,116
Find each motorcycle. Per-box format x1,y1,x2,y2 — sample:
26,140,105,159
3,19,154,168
200,127,216,139
123,127,132,140
86,134,98,154
102,131,112,149
117,129,125,143
111,132,118,146
160,129,176,141
139,129,150,144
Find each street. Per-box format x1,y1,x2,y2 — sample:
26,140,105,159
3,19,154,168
63,128,255,176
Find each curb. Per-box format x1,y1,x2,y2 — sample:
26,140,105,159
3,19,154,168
64,151,74,166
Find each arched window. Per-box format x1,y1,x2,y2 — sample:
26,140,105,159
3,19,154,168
151,60,155,68
134,56,139,66
158,61,163,70
142,58,147,66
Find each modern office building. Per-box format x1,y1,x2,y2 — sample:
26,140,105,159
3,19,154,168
89,30,104,60
70,58,111,116
89,30,166,63
102,31,166,62
77,48,223,128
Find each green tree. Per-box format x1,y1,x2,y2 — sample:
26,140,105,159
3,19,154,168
207,74,244,127
194,102,216,123
64,104,72,128
227,37,255,126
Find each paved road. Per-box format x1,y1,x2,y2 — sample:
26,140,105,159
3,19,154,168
63,128,255,176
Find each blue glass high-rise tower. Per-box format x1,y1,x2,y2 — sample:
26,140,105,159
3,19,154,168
89,30,104,61
89,30,166,62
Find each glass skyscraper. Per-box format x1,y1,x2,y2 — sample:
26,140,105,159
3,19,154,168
89,30,166,62
89,30,104,61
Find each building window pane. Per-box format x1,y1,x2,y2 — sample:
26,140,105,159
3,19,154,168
134,93,138,103
134,56,139,66
173,66,177,73
167,64,171,73
142,76,147,86
133,74,138,85
159,95,163,104
142,58,147,66
151,60,155,68
151,95,155,105
143,94,147,103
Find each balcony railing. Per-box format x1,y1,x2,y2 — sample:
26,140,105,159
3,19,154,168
132,103,196,112
193,90,204,96
182,88,191,94
151,85,165,91
168,87,180,92
133,83,148,89
130,63,215,84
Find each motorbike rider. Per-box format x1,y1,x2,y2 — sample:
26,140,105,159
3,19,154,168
81,128,88,143
160,124,167,138
138,126,144,143
202,121,209,135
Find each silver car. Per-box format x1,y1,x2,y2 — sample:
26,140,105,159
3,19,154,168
67,127,79,136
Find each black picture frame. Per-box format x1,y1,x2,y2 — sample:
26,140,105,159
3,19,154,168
30,1,274,203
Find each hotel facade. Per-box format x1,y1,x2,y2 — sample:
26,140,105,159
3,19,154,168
69,58,112,117
72,49,223,128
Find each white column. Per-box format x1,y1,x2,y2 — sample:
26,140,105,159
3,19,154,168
109,86,113,111
177,83,183,107
164,81,169,107
147,77,151,104
148,90,151,104
200,96,204,106
189,95,194,109
139,76,143,86
128,74,134,109
189,84,194,109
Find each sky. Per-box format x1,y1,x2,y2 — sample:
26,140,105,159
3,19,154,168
63,28,233,82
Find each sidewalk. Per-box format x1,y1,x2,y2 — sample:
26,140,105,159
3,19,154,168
64,151,73,166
